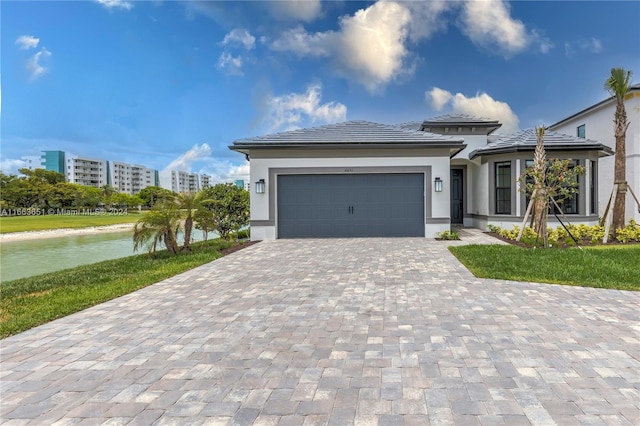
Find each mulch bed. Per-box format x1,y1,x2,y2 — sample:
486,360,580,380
484,232,637,248
220,240,260,256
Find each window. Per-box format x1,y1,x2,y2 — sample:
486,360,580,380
495,161,511,214
577,124,586,138
524,159,580,215
553,160,579,215
590,160,596,214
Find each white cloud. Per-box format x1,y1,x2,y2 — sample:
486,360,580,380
26,48,52,80
200,160,250,185
270,1,414,93
263,84,347,132
220,28,256,50
267,0,322,22
95,0,133,10
564,37,603,57
458,0,552,57
404,1,454,43
426,87,520,134
337,1,413,92
428,87,453,111
164,143,212,172
460,0,529,56
217,52,244,76
0,158,27,174
270,25,333,56
532,29,554,54
15,35,40,50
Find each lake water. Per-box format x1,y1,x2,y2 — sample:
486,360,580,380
1,229,212,282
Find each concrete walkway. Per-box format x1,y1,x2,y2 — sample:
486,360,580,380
1,234,639,425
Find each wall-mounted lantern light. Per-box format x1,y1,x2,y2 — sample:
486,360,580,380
434,177,443,192
255,179,265,194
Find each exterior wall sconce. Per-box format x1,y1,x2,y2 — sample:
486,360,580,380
255,179,266,194
434,177,443,192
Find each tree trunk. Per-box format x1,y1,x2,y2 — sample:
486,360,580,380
183,217,193,251
164,232,179,255
611,98,628,235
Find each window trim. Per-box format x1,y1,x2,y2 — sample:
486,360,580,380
577,124,586,138
494,161,513,215
520,158,585,215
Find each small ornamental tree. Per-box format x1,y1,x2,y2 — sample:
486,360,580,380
519,159,585,246
202,183,250,240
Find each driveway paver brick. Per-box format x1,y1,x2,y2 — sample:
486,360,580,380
2,231,640,425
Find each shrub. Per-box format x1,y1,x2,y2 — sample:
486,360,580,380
488,221,640,246
436,230,460,240
615,219,640,243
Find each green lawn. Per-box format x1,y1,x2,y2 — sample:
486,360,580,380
449,244,640,291
0,239,247,338
0,213,141,233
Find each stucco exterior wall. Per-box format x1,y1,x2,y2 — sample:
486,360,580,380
470,151,603,230
550,92,640,222
247,149,453,240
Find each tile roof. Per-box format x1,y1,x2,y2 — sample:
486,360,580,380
422,114,501,126
469,128,614,159
394,121,422,131
231,120,465,150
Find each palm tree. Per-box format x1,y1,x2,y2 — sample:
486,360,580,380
101,185,116,209
604,67,632,235
531,126,549,245
174,191,210,251
133,201,181,255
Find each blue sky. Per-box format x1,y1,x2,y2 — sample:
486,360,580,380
2,0,639,183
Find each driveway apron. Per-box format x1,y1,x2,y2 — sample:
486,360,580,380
1,236,639,425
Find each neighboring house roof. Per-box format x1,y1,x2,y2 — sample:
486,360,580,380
230,120,466,156
421,114,502,134
549,84,640,129
469,129,614,159
394,121,422,131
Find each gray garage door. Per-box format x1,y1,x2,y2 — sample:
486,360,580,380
277,173,425,238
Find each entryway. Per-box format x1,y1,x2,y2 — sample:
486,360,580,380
451,168,463,224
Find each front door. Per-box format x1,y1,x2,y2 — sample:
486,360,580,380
451,169,463,224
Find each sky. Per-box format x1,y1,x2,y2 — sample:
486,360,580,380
2,0,639,184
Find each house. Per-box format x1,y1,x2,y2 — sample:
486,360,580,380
549,84,640,223
230,115,612,240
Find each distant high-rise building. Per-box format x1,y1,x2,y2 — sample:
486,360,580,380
159,170,201,193
19,150,159,194
201,174,211,190
66,156,109,188
110,162,157,195
41,151,66,173
20,156,42,171
234,179,244,189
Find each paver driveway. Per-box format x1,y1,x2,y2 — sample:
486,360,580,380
1,236,640,425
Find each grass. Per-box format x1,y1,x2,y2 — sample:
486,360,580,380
449,244,640,291
0,213,141,234
0,238,244,338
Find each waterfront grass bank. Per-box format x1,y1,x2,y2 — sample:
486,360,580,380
1,238,251,338
0,213,141,234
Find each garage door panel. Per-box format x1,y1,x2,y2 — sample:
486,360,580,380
278,173,424,238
